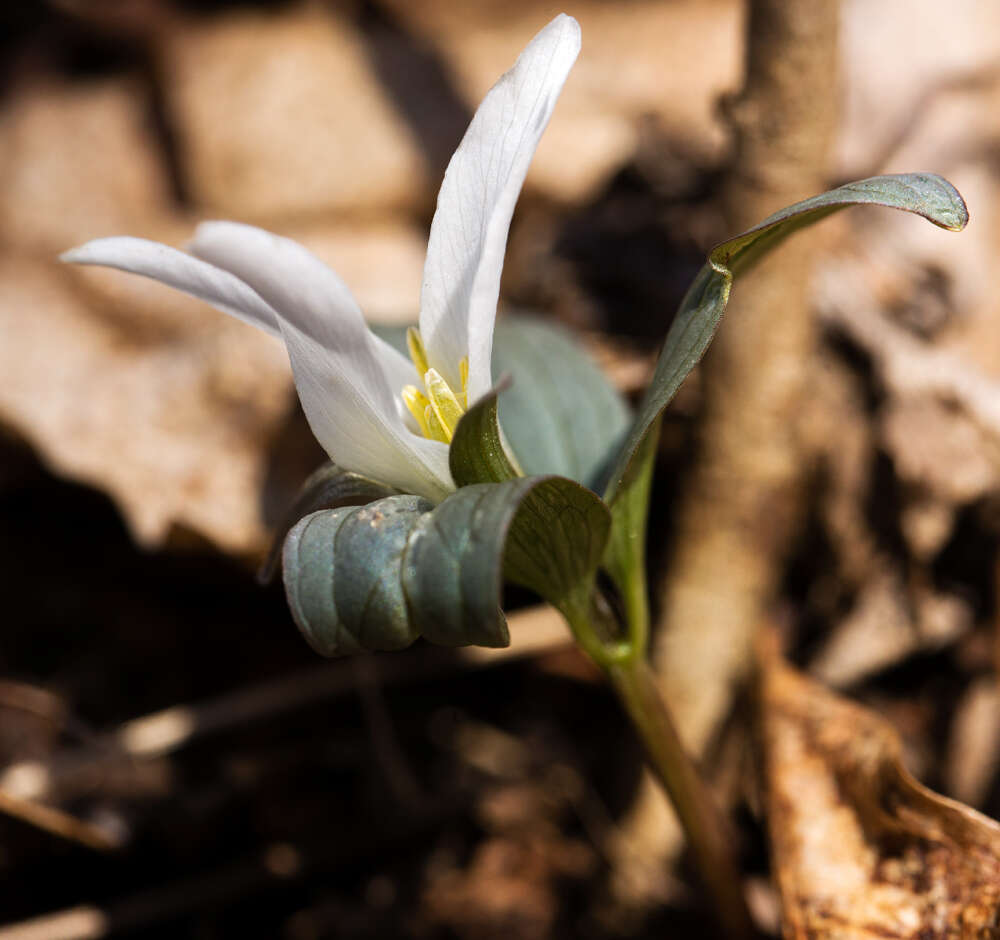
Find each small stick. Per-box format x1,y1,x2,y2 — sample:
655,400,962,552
0,789,117,852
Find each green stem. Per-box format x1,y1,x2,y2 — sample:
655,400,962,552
560,586,632,667
620,559,650,658
559,576,751,934
606,656,754,939
603,415,659,658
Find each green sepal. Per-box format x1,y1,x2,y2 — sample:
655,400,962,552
448,381,520,486
603,172,969,508
259,462,400,583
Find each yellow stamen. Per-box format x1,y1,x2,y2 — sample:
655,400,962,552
424,404,450,443
406,327,429,378
424,368,464,441
402,385,432,437
459,357,469,408
400,328,470,443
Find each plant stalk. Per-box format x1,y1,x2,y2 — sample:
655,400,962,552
607,656,754,938
560,582,751,934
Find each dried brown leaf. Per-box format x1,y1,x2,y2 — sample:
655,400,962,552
156,6,427,220
759,637,1000,938
379,0,742,201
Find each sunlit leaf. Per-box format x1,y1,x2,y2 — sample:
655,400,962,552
603,173,969,508
500,476,610,602
405,476,609,647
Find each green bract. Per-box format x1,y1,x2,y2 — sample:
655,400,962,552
277,174,968,660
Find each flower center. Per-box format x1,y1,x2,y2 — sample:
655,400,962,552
401,327,468,444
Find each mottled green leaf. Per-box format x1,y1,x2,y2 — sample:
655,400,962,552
603,173,969,507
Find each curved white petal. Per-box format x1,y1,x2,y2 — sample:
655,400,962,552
191,221,371,351
280,319,452,500
419,14,580,402
370,332,420,398
61,237,281,336
369,332,424,434
190,221,452,499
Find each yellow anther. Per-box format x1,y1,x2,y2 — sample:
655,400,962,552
406,327,429,378
400,329,470,443
424,368,464,441
424,404,450,443
459,357,469,408
402,385,432,437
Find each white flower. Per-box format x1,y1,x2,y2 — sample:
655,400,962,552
61,15,580,503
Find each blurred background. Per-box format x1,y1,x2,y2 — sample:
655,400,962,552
2,0,1000,936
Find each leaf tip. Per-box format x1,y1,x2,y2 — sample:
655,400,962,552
900,172,969,232
942,199,970,233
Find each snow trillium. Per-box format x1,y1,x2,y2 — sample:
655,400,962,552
61,14,581,503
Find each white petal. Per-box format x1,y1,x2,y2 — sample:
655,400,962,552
190,221,371,351
61,237,281,337
370,332,420,398
280,319,452,500
369,332,424,433
190,221,452,499
419,14,580,402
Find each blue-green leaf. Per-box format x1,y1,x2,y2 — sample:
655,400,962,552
603,173,969,508
283,477,611,657
403,477,610,646
492,316,631,487
259,462,400,583
402,482,522,648
282,495,431,656
405,475,610,648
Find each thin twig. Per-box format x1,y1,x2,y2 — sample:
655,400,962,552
0,790,118,852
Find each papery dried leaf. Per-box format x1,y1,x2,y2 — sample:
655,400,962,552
759,636,1000,939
